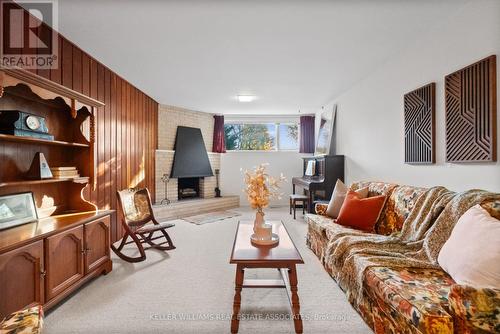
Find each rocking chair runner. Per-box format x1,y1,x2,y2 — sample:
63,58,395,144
112,188,175,262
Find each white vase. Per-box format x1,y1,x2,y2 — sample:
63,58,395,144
253,210,265,232
253,210,272,240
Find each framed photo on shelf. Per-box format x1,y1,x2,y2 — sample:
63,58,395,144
0,192,38,230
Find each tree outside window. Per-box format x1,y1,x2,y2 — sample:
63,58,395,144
224,123,298,151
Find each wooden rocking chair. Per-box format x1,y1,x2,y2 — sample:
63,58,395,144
112,188,175,262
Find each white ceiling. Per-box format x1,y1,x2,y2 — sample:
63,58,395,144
50,0,469,115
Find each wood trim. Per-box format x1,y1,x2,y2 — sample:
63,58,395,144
0,67,104,107
242,279,286,288
0,211,114,254
6,5,159,242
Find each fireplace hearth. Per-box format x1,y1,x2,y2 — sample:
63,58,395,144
178,177,200,200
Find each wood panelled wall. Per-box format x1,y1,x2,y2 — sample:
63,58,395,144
19,22,158,243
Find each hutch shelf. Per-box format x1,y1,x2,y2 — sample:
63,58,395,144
0,67,113,318
0,133,90,147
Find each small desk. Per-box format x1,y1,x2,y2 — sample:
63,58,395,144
229,220,304,333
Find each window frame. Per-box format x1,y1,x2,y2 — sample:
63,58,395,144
224,121,300,152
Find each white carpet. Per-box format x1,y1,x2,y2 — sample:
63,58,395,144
44,207,371,334
182,210,241,225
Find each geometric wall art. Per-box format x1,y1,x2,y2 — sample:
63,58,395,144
404,82,436,164
445,55,497,162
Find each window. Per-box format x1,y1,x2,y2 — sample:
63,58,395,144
224,122,298,151
278,123,299,150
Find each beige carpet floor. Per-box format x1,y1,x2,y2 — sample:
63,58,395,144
44,207,371,334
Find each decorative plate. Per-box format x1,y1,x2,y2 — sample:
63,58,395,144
251,233,279,246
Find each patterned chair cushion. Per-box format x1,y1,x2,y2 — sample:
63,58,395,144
365,267,455,334
0,305,43,334
378,185,427,235
119,189,152,224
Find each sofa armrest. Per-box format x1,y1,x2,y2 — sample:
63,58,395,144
315,203,329,216
0,304,43,334
448,284,500,333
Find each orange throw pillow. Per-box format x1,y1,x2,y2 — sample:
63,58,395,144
336,191,386,232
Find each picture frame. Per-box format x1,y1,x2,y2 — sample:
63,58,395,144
0,192,38,230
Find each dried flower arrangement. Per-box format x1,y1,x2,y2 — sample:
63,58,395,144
243,163,286,215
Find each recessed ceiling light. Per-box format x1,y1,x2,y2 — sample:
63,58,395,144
237,95,256,102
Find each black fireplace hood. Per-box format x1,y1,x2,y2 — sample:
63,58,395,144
170,126,214,178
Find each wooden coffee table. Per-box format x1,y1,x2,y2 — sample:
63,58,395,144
230,220,304,333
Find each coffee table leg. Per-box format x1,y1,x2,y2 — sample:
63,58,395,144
231,265,244,333
289,265,303,333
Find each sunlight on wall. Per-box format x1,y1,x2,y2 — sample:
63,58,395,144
97,161,106,178
129,154,146,189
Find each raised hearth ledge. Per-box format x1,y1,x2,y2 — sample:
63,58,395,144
153,196,240,221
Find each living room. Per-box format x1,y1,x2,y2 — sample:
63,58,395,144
0,1,499,333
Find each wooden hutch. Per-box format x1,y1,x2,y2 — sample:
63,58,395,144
0,67,113,318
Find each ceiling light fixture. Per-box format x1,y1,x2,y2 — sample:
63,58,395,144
237,95,256,102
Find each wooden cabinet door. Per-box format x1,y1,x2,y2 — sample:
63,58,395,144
45,225,84,301
0,241,44,319
84,216,110,274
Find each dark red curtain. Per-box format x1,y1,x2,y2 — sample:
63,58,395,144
213,115,226,153
299,115,315,153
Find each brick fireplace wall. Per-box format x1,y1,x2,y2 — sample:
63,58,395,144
155,105,221,203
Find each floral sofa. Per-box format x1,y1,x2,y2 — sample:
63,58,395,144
0,305,43,334
306,181,500,334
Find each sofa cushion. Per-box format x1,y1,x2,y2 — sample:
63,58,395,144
365,267,455,333
350,181,399,198
448,284,500,333
379,185,427,235
306,213,364,271
307,213,362,240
